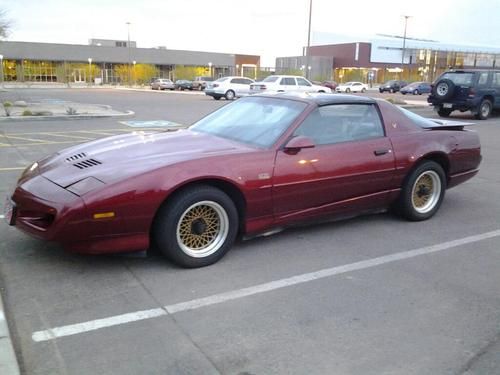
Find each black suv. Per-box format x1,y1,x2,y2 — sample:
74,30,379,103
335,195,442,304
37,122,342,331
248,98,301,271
379,80,407,93
428,69,500,120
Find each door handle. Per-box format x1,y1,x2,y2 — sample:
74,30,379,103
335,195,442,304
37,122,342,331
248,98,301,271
374,149,391,156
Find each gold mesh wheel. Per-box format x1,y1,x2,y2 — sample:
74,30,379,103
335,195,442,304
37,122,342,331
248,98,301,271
411,170,441,214
176,201,229,258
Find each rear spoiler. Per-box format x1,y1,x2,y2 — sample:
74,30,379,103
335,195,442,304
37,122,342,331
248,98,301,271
424,119,475,131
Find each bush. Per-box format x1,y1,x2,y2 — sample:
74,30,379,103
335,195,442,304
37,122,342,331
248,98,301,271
3,101,12,116
22,109,33,116
66,107,78,115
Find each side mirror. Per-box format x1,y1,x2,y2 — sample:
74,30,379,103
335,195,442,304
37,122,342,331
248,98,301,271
284,136,315,153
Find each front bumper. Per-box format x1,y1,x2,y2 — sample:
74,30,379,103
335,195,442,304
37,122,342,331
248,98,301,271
10,174,87,242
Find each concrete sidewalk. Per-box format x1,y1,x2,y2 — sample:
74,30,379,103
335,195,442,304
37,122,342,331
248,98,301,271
0,292,20,375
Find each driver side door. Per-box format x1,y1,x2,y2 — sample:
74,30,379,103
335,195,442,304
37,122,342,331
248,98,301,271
272,103,396,222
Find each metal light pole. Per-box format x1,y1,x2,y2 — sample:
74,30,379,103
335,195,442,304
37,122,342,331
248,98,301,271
401,15,411,68
305,0,313,80
126,21,131,85
132,60,136,86
88,57,92,85
0,54,3,84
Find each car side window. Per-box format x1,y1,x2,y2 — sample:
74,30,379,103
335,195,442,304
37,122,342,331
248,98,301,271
492,73,500,88
477,72,489,86
296,78,312,87
281,78,296,85
231,78,241,84
294,104,384,145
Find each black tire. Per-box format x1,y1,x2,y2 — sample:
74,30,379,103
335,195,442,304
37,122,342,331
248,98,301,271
397,161,446,221
413,89,419,95
401,92,407,95
153,185,238,268
361,88,366,93
474,99,492,120
346,88,351,93
213,96,221,100
390,88,394,93
432,79,455,100
437,107,452,117
379,88,383,93
225,90,236,100
318,90,325,93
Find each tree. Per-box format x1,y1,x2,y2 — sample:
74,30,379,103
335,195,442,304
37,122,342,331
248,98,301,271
0,10,11,39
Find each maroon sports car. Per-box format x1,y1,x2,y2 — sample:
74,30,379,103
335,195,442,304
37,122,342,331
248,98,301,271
5,93,481,267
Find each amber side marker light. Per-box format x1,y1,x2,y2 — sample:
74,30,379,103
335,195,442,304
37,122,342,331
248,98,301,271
93,212,115,219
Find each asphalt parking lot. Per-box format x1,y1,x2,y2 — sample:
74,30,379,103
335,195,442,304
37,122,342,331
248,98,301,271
1,88,499,374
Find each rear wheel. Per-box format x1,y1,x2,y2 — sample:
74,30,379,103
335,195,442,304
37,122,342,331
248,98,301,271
398,161,446,221
225,90,235,100
475,99,492,120
213,96,221,100
154,186,238,268
413,89,419,95
346,88,351,93
361,88,366,93
437,107,452,117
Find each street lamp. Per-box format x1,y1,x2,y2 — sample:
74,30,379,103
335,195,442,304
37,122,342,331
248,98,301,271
208,62,212,78
126,21,131,85
88,57,92,84
305,0,313,80
401,15,411,73
132,60,136,86
0,55,3,84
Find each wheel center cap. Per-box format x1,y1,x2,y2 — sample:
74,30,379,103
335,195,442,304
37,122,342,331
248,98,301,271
191,219,207,235
417,185,431,197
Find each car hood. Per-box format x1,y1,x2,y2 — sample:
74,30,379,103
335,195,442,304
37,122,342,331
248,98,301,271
38,129,254,188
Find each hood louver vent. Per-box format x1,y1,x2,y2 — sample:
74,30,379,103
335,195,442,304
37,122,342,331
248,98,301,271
66,152,87,162
73,158,102,169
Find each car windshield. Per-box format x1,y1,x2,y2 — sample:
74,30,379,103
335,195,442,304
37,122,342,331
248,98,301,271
344,82,354,86
386,80,396,84
398,107,438,128
439,72,474,86
262,76,279,83
190,96,307,148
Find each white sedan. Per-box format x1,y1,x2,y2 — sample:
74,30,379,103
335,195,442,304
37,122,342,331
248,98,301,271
335,81,368,93
250,75,332,94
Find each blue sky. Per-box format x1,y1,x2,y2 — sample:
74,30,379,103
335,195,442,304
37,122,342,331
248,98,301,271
3,0,500,66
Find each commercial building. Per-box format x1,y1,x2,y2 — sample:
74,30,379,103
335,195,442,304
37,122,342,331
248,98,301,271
0,40,261,84
277,35,500,84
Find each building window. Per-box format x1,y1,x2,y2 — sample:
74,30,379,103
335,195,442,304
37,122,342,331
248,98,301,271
115,41,126,47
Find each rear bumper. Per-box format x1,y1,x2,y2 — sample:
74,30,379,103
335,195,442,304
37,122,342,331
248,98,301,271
448,168,480,189
428,96,481,111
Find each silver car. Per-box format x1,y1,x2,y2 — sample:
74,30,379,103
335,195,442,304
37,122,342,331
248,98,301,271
151,78,175,91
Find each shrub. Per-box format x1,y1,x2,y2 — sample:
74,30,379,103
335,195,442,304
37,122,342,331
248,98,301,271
22,109,33,116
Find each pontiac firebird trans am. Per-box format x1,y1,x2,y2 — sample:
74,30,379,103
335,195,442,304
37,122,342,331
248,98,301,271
5,93,481,268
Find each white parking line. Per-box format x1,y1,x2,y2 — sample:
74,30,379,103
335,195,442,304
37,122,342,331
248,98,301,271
32,229,500,342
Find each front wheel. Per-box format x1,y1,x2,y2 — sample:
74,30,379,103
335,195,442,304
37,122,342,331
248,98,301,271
397,161,446,221
346,88,351,93
413,89,419,95
475,99,492,120
225,90,235,100
153,186,238,268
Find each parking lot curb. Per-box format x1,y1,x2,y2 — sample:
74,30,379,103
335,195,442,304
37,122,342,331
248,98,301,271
0,292,21,375
0,110,135,122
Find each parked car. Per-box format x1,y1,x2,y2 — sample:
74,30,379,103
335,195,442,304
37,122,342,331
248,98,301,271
151,78,175,90
379,80,407,93
249,75,332,94
204,76,255,100
175,80,194,91
7,93,481,268
335,82,367,93
400,82,432,95
321,80,338,90
428,69,500,119
192,76,215,91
